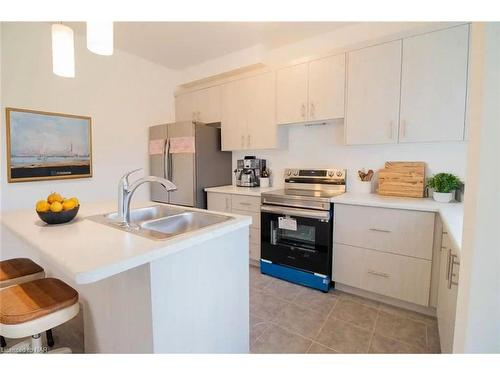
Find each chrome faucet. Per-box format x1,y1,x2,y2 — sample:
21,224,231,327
117,169,177,226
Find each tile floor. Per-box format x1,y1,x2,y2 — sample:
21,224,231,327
249,265,441,354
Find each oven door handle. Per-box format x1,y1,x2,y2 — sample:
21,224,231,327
261,205,330,221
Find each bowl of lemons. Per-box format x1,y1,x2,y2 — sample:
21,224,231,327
36,193,80,225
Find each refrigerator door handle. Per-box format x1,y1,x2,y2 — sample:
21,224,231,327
163,138,170,179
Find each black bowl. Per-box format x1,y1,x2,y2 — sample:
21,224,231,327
37,205,80,225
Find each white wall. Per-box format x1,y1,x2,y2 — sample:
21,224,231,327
454,23,500,353
0,22,180,211
233,122,468,190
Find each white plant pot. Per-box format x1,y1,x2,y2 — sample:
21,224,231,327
433,191,455,203
259,177,270,188
353,180,372,194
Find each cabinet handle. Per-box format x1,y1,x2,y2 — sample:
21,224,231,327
448,254,460,289
301,103,306,118
446,248,452,281
238,202,252,206
310,102,315,119
241,135,245,148
225,198,230,210
367,269,390,278
400,120,407,138
247,134,251,148
369,228,391,233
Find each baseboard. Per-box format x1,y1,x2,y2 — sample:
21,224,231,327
335,283,437,317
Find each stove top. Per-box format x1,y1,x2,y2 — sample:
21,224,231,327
261,168,346,210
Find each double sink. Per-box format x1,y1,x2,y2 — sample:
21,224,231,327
87,205,233,240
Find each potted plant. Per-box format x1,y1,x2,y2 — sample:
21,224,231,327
427,173,462,203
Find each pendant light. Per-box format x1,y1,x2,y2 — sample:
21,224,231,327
86,21,114,56
51,23,75,78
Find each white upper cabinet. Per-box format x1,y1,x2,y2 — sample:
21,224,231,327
221,72,277,151
399,25,469,142
246,72,277,150
276,63,309,125
276,55,346,125
308,54,346,121
175,86,221,124
345,40,402,145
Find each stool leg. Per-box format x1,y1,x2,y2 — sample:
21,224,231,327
31,333,43,353
1,335,6,348
46,329,54,347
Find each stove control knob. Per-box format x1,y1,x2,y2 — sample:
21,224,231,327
336,171,343,177
293,170,299,176
328,171,334,177
285,169,292,176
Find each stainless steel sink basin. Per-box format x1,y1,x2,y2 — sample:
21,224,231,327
86,205,234,240
104,205,185,224
140,211,232,239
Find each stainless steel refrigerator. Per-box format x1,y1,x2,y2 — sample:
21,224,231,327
149,122,232,208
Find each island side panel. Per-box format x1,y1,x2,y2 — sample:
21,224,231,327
78,263,154,353
149,226,250,353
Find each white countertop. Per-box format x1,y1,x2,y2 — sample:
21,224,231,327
205,185,277,196
331,192,464,255
1,201,251,285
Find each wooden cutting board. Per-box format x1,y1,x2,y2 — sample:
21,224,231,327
377,161,426,198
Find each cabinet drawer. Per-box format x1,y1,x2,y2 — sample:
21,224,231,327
232,209,260,229
250,227,261,246
333,243,432,306
334,204,435,260
207,192,231,213
231,195,261,213
250,243,260,261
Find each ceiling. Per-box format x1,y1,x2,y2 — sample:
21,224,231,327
71,22,352,70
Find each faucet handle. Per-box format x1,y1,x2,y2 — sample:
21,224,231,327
120,168,142,187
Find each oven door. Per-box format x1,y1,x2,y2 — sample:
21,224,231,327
260,205,333,276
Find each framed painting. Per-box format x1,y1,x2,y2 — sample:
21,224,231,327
5,107,93,183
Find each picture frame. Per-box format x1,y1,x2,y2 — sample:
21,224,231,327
5,107,93,183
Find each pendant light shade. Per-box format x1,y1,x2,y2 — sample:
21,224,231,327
86,21,114,56
51,24,75,78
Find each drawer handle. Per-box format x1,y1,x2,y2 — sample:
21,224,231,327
238,202,252,206
369,228,392,233
367,269,390,278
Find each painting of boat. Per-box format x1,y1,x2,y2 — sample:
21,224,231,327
6,108,92,182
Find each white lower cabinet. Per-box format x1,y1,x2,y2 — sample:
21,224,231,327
333,243,432,306
207,192,261,262
436,231,460,353
333,204,436,306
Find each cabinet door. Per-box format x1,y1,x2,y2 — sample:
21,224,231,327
196,86,221,124
221,79,247,150
246,72,277,149
437,239,460,353
308,54,346,121
175,92,196,122
276,63,308,125
207,192,232,213
400,25,469,142
345,40,402,145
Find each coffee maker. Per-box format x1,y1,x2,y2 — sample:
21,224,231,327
235,156,266,187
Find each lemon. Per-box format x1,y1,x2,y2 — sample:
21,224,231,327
36,200,50,212
68,197,79,206
47,192,63,204
50,201,63,213
62,199,77,211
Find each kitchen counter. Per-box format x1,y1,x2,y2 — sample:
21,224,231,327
331,192,464,255
1,200,251,353
1,201,251,285
205,185,277,196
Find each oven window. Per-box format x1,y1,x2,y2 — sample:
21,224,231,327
271,220,316,249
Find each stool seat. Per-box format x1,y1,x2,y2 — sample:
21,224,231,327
0,258,44,288
0,278,78,325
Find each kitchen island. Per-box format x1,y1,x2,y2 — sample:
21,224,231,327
0,201,251,353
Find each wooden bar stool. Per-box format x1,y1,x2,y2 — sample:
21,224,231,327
1,258,55,348
0,277,79,353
